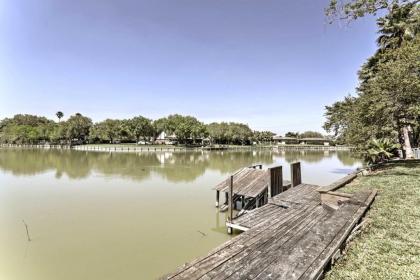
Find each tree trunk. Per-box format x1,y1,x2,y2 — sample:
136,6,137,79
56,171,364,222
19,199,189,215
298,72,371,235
402,125,414,159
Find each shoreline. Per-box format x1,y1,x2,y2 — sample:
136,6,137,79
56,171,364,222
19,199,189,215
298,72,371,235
0,143,353,152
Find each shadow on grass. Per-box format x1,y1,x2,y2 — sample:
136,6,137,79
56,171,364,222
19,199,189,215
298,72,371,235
379,171,420,177
371,162,420,171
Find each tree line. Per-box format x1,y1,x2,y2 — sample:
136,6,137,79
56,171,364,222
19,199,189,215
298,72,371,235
284,131,324,139
324,0,420,159
0,113,282,146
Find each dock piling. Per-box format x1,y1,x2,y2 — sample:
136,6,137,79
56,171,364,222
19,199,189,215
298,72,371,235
291,162,302,187
227,175,234,234
269,166,283,197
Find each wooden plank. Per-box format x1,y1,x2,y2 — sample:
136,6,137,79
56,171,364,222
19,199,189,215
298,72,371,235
230,169,260,191
236,170,268,197
269,184,319,206
163,202,320,280
317,173,357,193
299,190,377,280
165,177,377,280
223,169,266,197
232,203,297,229
270,166,283,197
225,222,250,232
178,203,323,280
228,176,233,223
291,162,302,187
218,168,253,193
251,191,374,279
214,168,272,198
246,198,367,279
213,168,250,191
215,167,289,200
320,192,351,210
232,184,321,230
203,206,327,280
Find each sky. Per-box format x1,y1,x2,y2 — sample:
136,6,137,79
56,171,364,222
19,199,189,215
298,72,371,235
0,0,379,135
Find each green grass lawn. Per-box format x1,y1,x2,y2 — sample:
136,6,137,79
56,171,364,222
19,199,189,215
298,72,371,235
325,162,420,280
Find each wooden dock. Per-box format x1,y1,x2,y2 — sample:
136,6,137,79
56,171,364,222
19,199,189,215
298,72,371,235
163,165,376,280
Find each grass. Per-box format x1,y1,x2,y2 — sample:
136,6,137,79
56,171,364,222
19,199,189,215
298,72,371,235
325,162,420,280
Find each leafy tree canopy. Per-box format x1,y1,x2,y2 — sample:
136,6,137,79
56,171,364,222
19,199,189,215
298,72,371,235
299,131,324,139
324,0,420,158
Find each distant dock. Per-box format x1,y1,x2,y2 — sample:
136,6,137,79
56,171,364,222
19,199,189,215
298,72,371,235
0,143,353,152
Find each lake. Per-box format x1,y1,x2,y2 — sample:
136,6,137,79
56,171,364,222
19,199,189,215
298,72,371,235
0,148,361,280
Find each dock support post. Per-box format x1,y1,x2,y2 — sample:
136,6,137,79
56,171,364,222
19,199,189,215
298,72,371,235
227,175,234,234
291,162,302,187
269,166,283,197
216,190,220,207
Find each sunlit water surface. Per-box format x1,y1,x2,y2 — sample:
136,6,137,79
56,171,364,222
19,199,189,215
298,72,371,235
0,148,361,280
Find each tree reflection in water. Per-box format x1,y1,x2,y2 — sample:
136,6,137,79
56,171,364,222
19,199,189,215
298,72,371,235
0,149,359,182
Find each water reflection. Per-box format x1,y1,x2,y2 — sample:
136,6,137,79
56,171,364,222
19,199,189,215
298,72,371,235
0,148,362,280
281,150,334,163
0,148,360,182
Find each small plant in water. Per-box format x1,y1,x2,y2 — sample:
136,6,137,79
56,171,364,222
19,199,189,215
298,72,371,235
22,220,31,242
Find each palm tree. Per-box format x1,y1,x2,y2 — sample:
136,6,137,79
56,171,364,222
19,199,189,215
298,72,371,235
376,2,419,50
56,111,64,122
374,3,418,159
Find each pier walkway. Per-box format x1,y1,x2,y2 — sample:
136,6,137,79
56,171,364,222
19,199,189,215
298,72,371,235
163,169,376,280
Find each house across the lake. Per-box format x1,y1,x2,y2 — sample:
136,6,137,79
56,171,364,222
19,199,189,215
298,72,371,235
154,131,209,145
155,131,178,145
272,136,299,145
272,136,332,146
299,137,332,146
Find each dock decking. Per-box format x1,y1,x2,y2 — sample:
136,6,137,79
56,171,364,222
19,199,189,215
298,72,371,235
227,184,320,231
164,167,376,280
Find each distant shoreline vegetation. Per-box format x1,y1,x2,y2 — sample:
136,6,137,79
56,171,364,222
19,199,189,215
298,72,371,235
0,113,331,146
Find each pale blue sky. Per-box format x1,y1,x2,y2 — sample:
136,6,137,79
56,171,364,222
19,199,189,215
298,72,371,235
0,0,378,134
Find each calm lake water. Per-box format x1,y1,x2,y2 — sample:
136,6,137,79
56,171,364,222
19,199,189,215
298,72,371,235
0,148,362,280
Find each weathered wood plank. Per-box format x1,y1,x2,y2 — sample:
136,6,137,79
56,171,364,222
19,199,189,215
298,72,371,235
233,203,305,229
231,184,319,230
270,166,283,197
228,175,233,223
252,191,374,279
299,190,377,280
203,206,327,280
291,162,302,187
317,172,358,193
194,203,323,280
164,202,320,280
269,184,320,206
215,168,270,198
165,173,377,280
213,168,251,191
